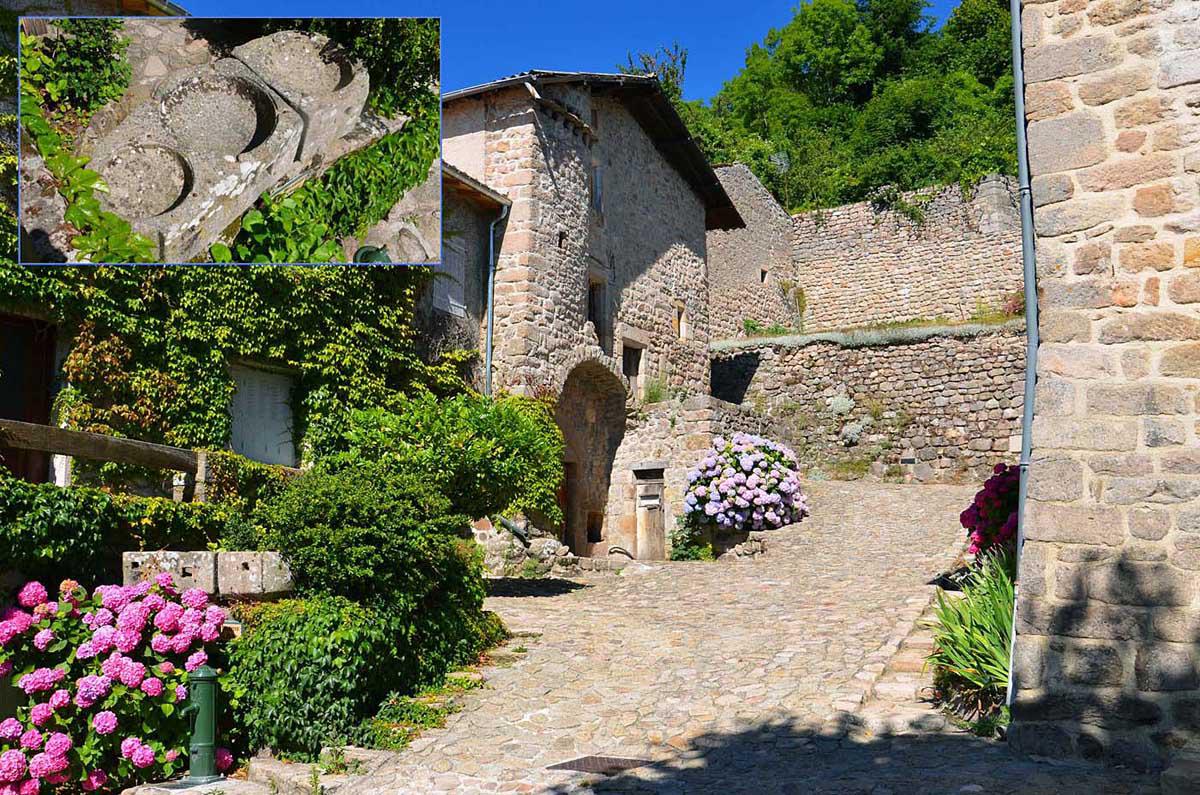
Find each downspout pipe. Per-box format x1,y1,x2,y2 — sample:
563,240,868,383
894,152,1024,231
484,204,509,396
1007,0,1040,709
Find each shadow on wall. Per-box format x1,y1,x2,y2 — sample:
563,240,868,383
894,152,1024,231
542,712,1152,793
710,351,759,405
1011,546,1200,773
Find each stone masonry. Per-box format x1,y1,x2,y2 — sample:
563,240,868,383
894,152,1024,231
1010,0,1200,773
711,323,1027,482
789,177,1024,333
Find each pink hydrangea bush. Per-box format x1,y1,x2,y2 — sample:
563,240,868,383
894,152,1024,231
683,433,810,533
0,576,234,793
960,463,1020,557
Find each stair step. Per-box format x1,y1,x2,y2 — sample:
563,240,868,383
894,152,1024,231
123,780,270,795
872,681,922,701
889,655,929,673
859,708,948,736
248,756,355,795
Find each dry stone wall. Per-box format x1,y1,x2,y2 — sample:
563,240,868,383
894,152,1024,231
1011,0,1200,773
711,324,1026,482
790,177,1024,332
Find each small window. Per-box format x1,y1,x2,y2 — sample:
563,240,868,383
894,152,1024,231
622,344,643,397
673,302,688,340
587,278,606,337
229,364,297,467
586,512,603,544
432,239,467,318
590,164,603,214
760,268,769,284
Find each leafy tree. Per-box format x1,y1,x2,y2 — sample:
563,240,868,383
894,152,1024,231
619,41,687,103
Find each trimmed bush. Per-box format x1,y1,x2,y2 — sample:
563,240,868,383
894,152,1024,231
0,474,242,585
313,393,565,524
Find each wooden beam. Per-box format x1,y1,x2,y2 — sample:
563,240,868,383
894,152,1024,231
0,420,198,474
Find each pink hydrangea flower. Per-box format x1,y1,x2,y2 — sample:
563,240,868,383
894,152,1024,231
32,630,53,652
215,747,234,772
27,751,67,777
92,711,118,736
97,585,131,613
165,749,180,762
81,769,108,792
0,719,21,741
74,640,97,660
17,583,47,609
204,605,227,625
140,677,163,697
18,779,40,795
185,650,207,672
42,734,70,757
120,737,142,760
31,602,57,620
153,603,183,633
29,704,52,728
155,572,175,590
117,603,150,632
171,632,194,654
158,661,176,675
150,633,172,654
131,744,156,769
100,654,126,680
119,661,146,688
18,731,40,751
143,593,166,611
73,675,112,709
114,629,141,654
199,623,221,643
47,690,68,711
0,661,11,678
90,626,116,654
130,581,152,598
174,684,187,701
180,589,208,610
18,668,64,694
42,773,68,785
0,750,26,782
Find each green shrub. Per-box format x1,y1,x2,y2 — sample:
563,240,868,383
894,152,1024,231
926,549,1015,719
0,473,240,584
668,522,715,561
313,392,564,524
225,596,407,760
251,461,469,601
21,20,130,122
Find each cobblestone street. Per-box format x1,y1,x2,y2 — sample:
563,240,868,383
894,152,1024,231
344,481,1157,794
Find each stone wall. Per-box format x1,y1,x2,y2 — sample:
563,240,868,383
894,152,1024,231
1011,0,1200,772
707,164,800,339
791,177,1024,332
711,324,1027,482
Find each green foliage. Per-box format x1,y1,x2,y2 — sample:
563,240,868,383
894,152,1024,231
742,318,792,337
225,596,408,760
251,461,469,601
20,30,153,262
639,0,1015,211
668,520,715,561
926,549,1015,719
0,24,16,265
0,472,241,584
0,266,466,485
642,377,668,404
618,42,688,103
223,94,439,263
360,674,485,751
261,18,439,118
22,21,130,119
313,393,565,525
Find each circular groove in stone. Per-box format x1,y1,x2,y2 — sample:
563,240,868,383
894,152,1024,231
261,36,351,96
100,143,193,219
160,74,277,155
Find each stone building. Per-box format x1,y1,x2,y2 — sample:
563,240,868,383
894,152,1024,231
440,70,745,559
1009,0,1200,774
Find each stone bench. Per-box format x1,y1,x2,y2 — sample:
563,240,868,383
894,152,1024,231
123,550,293,599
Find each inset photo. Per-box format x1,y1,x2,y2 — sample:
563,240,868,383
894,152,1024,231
17,16,440,263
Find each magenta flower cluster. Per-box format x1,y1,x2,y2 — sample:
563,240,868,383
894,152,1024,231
960,463,1020,556
683,432,810,533
0,576,234,793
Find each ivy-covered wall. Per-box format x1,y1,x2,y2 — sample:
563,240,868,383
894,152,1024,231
0,266,472,471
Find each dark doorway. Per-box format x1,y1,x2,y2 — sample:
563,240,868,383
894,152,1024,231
0,315,58,483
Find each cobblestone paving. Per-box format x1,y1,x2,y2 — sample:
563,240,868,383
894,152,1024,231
345,482,1159,794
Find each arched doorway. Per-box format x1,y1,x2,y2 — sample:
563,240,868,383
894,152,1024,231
554,360,627,556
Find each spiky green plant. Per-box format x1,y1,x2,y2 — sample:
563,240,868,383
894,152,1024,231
925,549,1015,719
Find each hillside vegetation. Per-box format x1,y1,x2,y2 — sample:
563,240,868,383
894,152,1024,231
625,0,1016,213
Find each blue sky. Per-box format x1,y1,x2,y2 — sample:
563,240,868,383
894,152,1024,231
184,0,964,101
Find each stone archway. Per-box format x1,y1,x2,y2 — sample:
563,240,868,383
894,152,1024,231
554,359,627,556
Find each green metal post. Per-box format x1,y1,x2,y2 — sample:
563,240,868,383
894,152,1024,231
180,665,221,785
353,245,393,263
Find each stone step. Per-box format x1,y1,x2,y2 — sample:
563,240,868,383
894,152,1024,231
247,756,356,795
888,653,929,674
858,707,948,736
871,680,923,702
123,780,270,795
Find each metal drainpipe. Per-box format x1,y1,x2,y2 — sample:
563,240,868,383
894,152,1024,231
1006,0,1040,709
484,205,509,396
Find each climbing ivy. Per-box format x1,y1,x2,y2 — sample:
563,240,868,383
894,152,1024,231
1,13,17,264
0,266,473,482
215,93,440,263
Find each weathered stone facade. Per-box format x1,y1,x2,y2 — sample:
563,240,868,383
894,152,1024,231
711,323,1027,482
707,164,800,339
1010,0,1200,773
790,177,1024,332
442,72,741,558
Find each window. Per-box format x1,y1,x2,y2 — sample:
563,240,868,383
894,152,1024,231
760,268,769,284
586,512,604,544
590,164,603,214
622,343,643,397
432,239,467,318
229,364,297,467
673,302,688,340
586,277,608,350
